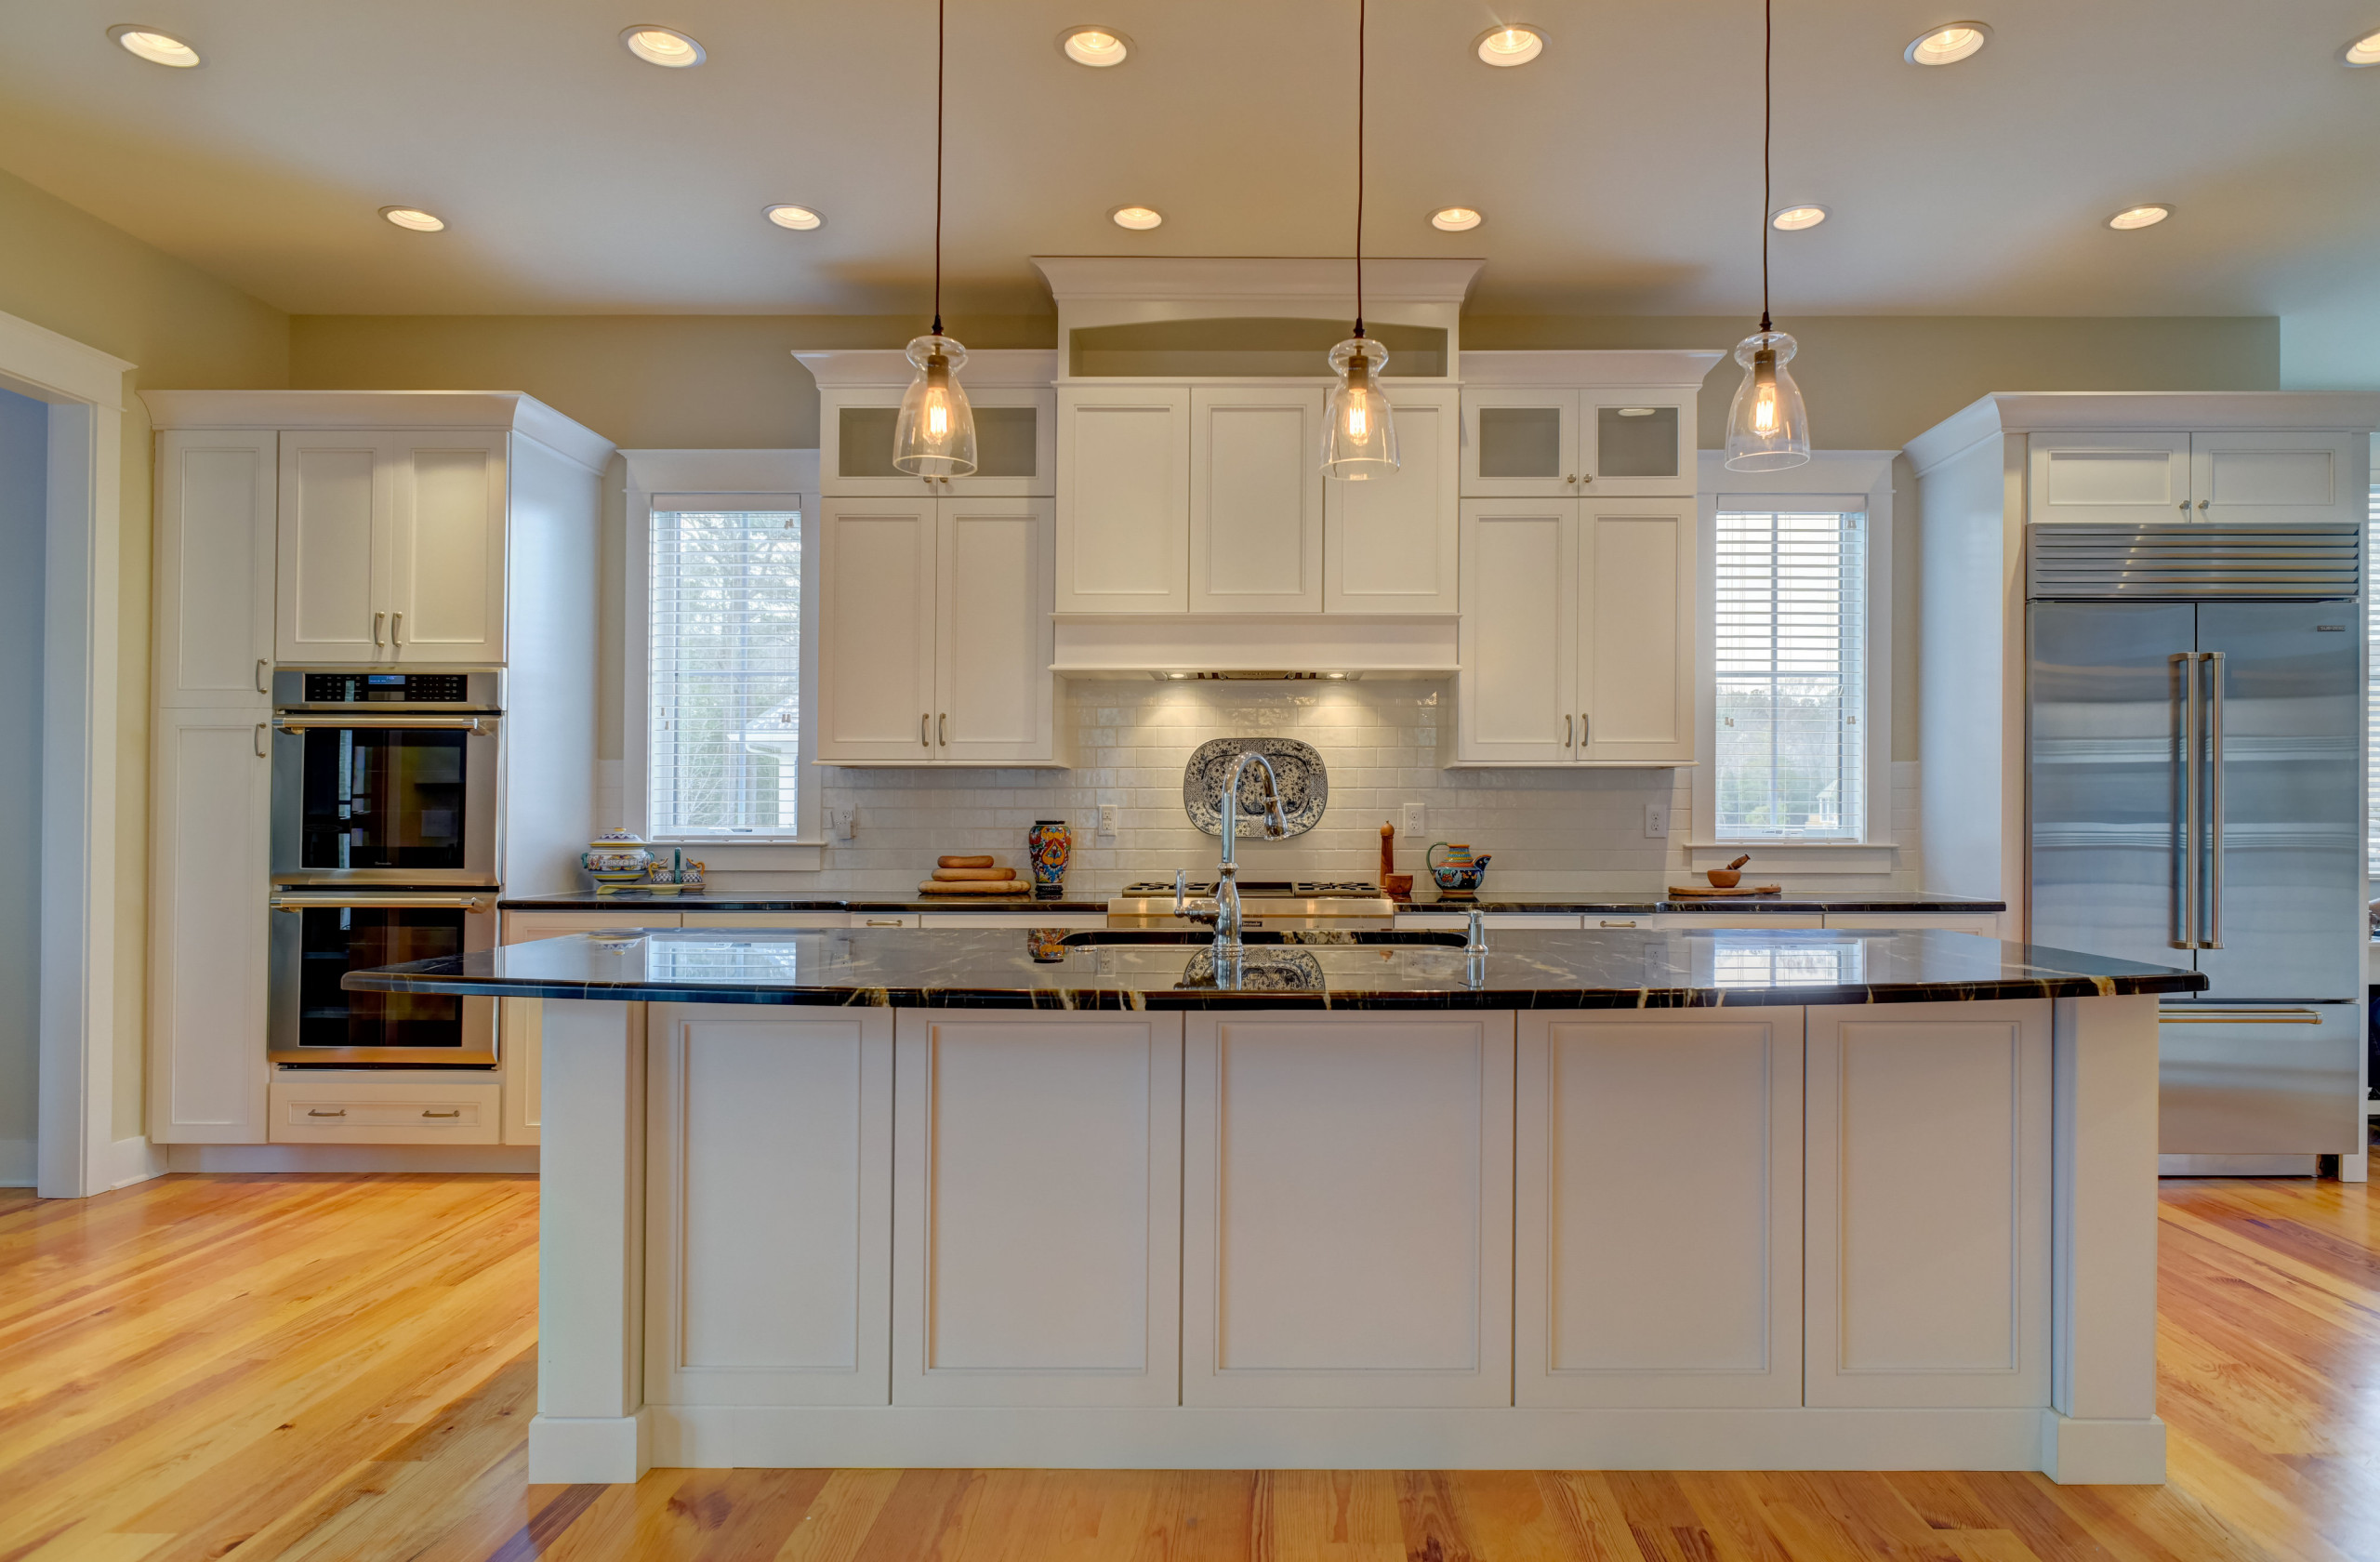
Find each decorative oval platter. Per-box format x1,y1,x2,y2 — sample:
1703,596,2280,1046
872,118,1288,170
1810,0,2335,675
1182,737,1328,839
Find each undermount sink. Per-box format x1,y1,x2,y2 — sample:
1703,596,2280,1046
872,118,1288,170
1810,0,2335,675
1058,929,1468,949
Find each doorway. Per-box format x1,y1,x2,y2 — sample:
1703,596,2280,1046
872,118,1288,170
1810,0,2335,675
0,386,42,1185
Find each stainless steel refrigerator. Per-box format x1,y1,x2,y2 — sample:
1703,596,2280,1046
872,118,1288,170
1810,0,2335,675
2028,523,2367,1174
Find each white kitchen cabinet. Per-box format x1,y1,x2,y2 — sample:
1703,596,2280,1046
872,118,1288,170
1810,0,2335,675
1461,385,1697,500
893,1012,1183,1406
817,496,1059,765
1055,385,1192,613
1324,385,1461,614
155,430,276,708
276,430,508,665
1189,385,1326,613
1453,497,1695,766
2189,430,2363,525
1515,1011,1803,1408
148,708,273,1145
819,384,1055,498
498,910,687,1145
1182,1013,1514,1408
2026,432,2194,525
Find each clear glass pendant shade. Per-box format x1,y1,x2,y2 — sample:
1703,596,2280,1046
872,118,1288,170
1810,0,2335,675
1723,329,1811,471
1322,337,1398,480
892,335,977,477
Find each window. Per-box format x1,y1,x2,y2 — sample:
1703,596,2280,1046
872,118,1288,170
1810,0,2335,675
1712,507,1869,841
2368,483,2379,873
647,507,807,837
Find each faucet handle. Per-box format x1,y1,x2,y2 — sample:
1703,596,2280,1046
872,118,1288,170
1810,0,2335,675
1464,907,1488,956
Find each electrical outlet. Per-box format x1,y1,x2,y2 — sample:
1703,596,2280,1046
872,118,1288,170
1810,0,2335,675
827,807,855,842
1645,802,1670,839
1097,803,1118,841
1401,802,1426,838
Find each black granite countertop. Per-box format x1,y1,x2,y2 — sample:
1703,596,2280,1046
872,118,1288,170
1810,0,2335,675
346,925,2193,1012
496,890,2005,917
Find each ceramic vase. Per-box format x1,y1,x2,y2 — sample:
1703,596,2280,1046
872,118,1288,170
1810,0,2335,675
1027,819,1072,898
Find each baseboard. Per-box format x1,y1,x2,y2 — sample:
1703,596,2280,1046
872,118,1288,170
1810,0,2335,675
164,1144,541,1174
0,1137,32,1187
530,1411,653,1484
2039,1411,2167,1484
109,1135,169,1189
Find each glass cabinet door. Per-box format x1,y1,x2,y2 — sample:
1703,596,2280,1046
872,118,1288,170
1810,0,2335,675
1580,394,1693,495
1461,390,1579,498
825,389,1055,497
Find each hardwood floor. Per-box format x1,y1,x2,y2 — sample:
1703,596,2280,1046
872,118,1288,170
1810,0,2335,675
0,1145,2372,1562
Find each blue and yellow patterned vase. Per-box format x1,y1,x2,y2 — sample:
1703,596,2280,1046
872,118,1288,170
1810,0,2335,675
1027,820,1072,899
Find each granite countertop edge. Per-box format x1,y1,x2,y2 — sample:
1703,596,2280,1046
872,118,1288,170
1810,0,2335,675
498,893,2009,916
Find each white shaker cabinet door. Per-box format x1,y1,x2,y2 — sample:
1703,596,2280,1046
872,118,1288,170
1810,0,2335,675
155,430,277,708
384,431,508,663
1515,1011,1804,1408
2189,430,2365,526
935,497,1057,763
277,431,389,662
1324,385,1460,614
1461,388,1580,499
1577,390,1696,497
1456,500,1576,763
1055,386,1191,613
1189,385,1324,613
816,497,938,761
149,708,273,1144
1578,498,1694,764
2026,432,2191,525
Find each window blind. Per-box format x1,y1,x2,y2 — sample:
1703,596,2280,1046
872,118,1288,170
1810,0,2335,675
1713,509,1868,841
649,510,803,836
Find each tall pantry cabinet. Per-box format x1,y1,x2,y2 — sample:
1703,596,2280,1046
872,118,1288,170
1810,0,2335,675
140,391,613,1147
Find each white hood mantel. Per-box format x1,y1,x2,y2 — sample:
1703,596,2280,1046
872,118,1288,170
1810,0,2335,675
1051,614,1459,678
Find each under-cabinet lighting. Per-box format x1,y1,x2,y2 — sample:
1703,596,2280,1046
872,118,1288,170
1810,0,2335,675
1149,671,1360,682
1771,205,1828,230
1432,206,1483,232
766,205,824,230
622,26,705,66
1111,205,1163,230
379,206,446,232
1904,22,1990,66
1474,24,1545,66
2106,204,2171,231
108,24,200,67
2342,29,2380,65
1061,26,1130,67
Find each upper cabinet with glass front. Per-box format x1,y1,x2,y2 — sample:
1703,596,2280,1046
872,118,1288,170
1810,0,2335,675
801,350,1058,498
1460,351,1723,499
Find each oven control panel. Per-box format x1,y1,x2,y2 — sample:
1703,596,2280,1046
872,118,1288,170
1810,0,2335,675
276,668,501,710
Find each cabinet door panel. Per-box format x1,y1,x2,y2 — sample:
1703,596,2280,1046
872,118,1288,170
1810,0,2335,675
156,431,276,706
1325,387,1459,613
1461,389,1578,498
1190,387,1324,613
894,1013,1183,1405
1456,501,1575,762
1805,1000,2052,1408
1516,1012,1802,1407
2190,430,2363,525
2027,433,2191,525
645,1006,892,1406
277,434,385,661
150,709,272,1143
1580,391,1694,496
1056,389,1190,612
817,498,938,761
826,387,1055,498
1580,500,1693,762
390,435,506,662
936,498,1055,762
1183,1015,1514,1407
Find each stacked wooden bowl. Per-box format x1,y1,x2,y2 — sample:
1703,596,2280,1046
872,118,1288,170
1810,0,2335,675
919,855,1029,895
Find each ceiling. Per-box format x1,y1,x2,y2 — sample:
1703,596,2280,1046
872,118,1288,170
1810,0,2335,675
0,0,2375,319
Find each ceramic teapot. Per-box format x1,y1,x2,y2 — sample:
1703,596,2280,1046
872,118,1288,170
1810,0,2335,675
1426,842,1490,896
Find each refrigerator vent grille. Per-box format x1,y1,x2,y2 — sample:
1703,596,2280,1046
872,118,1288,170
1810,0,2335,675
2028,523,2361,599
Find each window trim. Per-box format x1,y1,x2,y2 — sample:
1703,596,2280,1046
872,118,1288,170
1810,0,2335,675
1693,451,1897,871
623,449,825,866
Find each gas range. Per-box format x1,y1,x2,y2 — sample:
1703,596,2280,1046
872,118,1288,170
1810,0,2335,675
1107,880,1396,929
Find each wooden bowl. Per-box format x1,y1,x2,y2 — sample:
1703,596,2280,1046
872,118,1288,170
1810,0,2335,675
1705,868,1742,888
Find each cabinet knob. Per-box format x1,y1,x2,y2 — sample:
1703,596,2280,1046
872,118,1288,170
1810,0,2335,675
2197,498,2211,510
2178,501,2190,514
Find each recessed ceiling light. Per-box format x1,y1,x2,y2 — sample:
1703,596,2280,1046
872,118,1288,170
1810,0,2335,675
1474,23,1545,67
1904,21,1991,66
2343,29,2380,65
1771,205,1829,231
621,25,705,67
108,24,200,67
380,206,446,232
1431,206,1483,232
2107,204,2171,231
765,205,823,231
1060,26,1130,67
1111,205,1163,231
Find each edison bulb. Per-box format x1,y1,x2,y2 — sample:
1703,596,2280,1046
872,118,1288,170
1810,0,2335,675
1323,338,1398,479
1724,330,1809,471
892,335,978,478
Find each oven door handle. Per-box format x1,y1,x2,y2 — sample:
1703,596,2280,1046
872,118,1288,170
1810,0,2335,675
271,893,492,912
272,714,496,735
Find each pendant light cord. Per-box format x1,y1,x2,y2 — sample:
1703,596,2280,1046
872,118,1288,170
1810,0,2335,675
932,0,945,338
1353,0,1366,338
1752,0,1770,336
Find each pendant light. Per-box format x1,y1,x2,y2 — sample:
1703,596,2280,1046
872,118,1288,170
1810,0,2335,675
1322,0,1397,480
892,0,977,478
1724,0,1811,472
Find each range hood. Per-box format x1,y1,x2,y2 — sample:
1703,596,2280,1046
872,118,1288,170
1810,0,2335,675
1051,614,1458,679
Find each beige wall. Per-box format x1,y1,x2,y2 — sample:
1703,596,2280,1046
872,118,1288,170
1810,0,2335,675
0,166,291,1141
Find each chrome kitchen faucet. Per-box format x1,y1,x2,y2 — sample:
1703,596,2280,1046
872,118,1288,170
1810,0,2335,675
1173,750,1290,954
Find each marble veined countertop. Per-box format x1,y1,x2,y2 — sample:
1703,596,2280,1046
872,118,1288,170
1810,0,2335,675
346,925,2198,1012
496,889,2005,915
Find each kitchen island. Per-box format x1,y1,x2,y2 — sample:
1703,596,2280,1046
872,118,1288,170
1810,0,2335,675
349,925,2200,1487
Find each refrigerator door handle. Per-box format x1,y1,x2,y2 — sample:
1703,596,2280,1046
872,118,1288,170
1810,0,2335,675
2171,651,2198,949
2202,650,2225,949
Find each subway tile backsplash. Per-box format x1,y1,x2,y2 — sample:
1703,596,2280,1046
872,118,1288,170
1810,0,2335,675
685,680,1921,897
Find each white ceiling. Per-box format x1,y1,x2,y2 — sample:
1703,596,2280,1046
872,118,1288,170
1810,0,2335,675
0,0,2375,319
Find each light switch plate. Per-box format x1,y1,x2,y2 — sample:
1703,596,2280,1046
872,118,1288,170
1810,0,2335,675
1645,802,1669,839
1402,802,1426,838
1097,803,1118,841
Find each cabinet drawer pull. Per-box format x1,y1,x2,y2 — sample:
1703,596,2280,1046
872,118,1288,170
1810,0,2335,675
373,611,386,647
391,611,403,646
307,1108,347,1118
864,919,906,928
421,1108,461,1119
255,722,270,758
919,713,930,748
1565,714,1572,748
1599,920,1638,928
939,713,947,746
256,658,271,694
1580,712,1590,747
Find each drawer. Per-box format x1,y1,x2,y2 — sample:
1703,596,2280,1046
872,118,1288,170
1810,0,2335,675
1398,913,1586,931
1644,914,1827,931
269,1079,502,1145
503,910,681,943
681,912,849,929
919,911,1111,929
849,913,922,930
